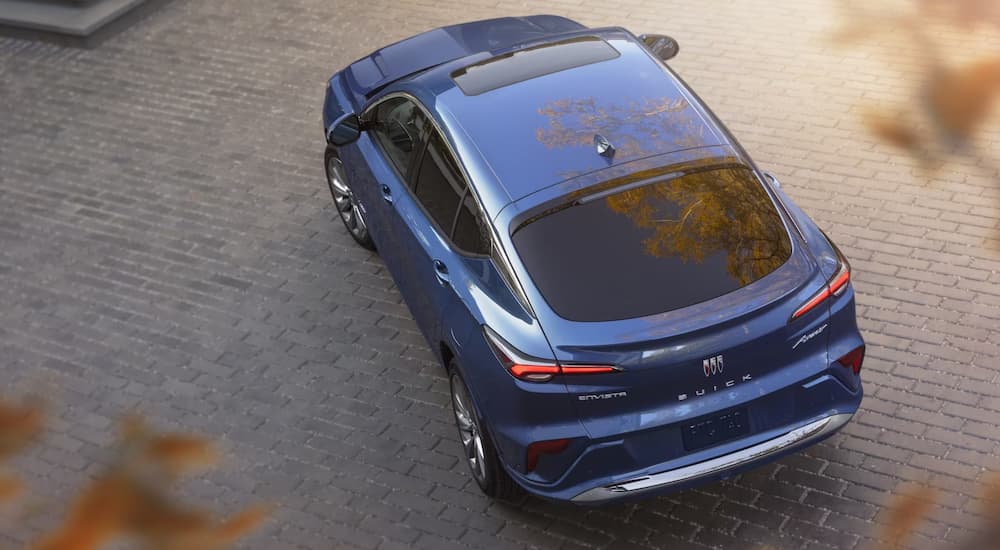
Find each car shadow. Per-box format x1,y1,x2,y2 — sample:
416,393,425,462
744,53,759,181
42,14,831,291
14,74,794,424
478,442,867,549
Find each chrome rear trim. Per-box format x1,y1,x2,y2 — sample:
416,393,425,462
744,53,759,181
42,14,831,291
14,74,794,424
572,413,852,503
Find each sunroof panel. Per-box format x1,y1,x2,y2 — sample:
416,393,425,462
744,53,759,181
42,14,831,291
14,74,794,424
452,36,620,96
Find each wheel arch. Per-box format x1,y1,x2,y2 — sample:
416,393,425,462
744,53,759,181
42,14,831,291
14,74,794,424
440,341,455,371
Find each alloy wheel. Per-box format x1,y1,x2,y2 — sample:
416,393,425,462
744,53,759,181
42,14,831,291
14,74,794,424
326,157,368,242
451,374,488,485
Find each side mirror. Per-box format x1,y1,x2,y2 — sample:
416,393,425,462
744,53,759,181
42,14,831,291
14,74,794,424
638,34,679,62
327,113,362,146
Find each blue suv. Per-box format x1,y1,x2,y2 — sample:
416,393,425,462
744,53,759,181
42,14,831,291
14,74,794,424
321,15,864,503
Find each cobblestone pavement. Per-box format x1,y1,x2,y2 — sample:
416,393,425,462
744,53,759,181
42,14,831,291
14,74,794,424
1,0,999,548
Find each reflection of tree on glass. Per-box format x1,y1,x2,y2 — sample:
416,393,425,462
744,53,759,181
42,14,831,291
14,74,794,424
535,96,714,160
511,159,793,322
604,164,792,287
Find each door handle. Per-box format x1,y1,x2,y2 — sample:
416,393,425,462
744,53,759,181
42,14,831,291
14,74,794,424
381,184,393,203
433,259,450,286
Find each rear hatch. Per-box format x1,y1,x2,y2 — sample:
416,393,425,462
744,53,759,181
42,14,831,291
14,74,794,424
509,163,827,444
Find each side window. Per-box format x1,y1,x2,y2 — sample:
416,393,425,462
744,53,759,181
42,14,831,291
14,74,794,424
379,105,492,257
413,132,467,232
370,98,430,178
453,193,491,255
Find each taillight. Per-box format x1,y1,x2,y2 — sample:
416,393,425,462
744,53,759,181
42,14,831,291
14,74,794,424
791,256,851,321
508,364,560,382
526,438,571,472
483,327,619,382
837,345,865,375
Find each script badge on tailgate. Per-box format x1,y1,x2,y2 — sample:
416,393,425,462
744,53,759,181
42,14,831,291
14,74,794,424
578,391,627,401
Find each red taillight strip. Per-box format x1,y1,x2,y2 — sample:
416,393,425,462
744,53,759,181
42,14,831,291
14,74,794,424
509,364,618,382
560,365,618,374
829,266,850,296
791,287,832,320
509,364,560,379
483,327,619,382
792,261,850,320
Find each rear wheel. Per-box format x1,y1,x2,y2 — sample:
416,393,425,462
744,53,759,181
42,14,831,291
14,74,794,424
448,366,521,499
325,148,375,250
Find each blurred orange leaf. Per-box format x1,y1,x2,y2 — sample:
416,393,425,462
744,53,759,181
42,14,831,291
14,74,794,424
143,434,218,476
0,399,44,460
862,111,924,152
0,475,23,503
214,504,271,544
981,473,1000,521
32,417,267,550
34,470,268,550
919,0,1000,28
928,58,1000,143
33,473,135,550
882,485,937,549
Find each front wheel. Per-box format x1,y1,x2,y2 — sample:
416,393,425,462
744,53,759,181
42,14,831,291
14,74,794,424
448,366,521,499
325,148,375,250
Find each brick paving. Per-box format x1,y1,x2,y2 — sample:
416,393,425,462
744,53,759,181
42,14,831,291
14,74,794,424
1,0,999,548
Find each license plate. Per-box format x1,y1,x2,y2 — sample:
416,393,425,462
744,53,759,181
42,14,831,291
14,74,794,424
682,407,750,451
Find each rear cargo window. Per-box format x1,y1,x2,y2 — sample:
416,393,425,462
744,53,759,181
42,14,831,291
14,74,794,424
511,165,793,321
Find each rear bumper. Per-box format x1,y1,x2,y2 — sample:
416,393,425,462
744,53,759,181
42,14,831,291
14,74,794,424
571,412,852,503
499,366,863,503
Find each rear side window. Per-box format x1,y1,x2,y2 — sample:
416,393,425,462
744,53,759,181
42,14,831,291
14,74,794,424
410,131,492,256
512,165,793,321
413,133,467,232
453,193,491,255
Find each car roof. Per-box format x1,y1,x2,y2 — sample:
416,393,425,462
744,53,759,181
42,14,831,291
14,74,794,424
345,15,586,99
401,27,731,212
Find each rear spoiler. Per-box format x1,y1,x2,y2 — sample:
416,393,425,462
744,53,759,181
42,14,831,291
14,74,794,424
344,15,585,98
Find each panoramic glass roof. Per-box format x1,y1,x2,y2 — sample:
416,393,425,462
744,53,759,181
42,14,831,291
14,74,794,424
438,35,727,202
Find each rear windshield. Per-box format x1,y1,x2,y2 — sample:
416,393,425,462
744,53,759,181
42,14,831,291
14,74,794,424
511,165,793,322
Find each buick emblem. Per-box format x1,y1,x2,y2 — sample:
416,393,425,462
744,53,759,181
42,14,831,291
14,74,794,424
703,355,724,377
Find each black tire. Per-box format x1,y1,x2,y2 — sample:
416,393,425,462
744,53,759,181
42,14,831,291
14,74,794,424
324,147,375,250
448,365,522,500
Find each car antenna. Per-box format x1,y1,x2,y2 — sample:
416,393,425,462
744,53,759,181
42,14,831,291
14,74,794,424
594,134,615,160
